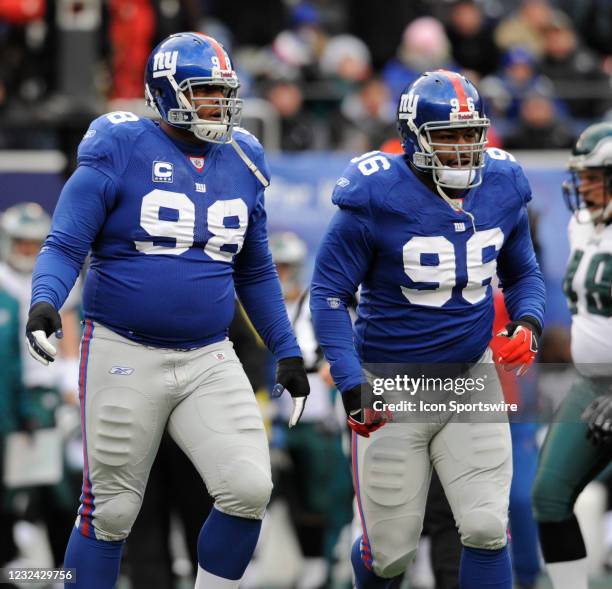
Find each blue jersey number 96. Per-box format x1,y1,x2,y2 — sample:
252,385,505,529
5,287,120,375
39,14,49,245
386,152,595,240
401,228,504,307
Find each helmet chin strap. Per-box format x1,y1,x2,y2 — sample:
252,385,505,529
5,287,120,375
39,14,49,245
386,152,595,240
405,156,477,232
601,176,612,224
593,199,612,225
582,175,612,225
421,137,478,232
230,138,270,188
436,183,477,234
168,74,192,110
605,200,612,224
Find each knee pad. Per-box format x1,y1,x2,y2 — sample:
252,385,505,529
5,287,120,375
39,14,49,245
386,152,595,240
369,515,421,578
459,510,507,550
88,491,142,542
358,437,428,578
374,551,415,579
215,450,272,519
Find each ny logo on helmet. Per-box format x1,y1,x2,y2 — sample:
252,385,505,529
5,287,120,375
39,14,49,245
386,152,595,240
398,92,419,123
153,51,179,78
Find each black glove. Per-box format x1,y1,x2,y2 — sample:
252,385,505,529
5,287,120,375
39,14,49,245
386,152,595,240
582,395,612,446
342,382,391,438
25,302,63,365
272,356,310,427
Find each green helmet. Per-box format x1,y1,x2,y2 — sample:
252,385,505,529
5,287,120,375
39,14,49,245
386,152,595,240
563,122,612,223
0,203,51,273
269,232,307,266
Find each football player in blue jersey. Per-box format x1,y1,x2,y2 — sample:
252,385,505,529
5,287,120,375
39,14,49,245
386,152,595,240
24,32,310,589
310,70,545,589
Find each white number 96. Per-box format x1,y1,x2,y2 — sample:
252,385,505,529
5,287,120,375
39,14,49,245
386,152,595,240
402,228,504,307
351,151,391,177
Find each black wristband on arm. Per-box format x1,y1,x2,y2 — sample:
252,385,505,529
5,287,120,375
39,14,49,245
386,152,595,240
515,315,542,338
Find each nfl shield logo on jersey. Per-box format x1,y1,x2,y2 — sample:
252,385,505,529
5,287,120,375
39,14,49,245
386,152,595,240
152,161,173,183
326,297,342,309
189,156,205,171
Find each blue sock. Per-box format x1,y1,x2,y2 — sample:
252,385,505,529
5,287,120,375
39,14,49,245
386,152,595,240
459,545,512,589
509,500,540,587
509,423,541,587
197,508,261,580
63,526,124,589
351,536,394,589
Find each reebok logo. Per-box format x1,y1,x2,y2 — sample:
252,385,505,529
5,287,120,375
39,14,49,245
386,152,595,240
109,366,135,375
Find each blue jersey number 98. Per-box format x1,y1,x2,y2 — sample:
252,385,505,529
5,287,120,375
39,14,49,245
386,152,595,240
134,189,248,262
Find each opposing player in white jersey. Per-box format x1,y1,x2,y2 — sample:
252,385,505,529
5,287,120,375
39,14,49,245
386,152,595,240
0,202,79,401
270,232,335,425
25,32,310,589
532,122,612,589
0,203,80,403
269,231,342,589
0,203,81,565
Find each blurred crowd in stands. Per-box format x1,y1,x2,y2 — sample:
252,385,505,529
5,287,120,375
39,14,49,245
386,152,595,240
0,0,611,156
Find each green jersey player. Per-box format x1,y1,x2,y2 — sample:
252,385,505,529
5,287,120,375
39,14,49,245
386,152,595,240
532,122,612,589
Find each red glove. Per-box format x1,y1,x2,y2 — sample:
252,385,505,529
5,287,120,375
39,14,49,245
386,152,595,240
492,318,540,376
343,383,392,438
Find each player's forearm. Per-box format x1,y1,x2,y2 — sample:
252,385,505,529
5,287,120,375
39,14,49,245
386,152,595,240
31,246,82,310
234,197,302,359
309,210,374,392
497,205,545,330
237,276,302,360
310,298,363,393
501,268,545,332
31,229,86,309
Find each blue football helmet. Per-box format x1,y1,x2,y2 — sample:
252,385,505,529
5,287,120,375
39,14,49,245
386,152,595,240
397,70,490,191
145,32,242,143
